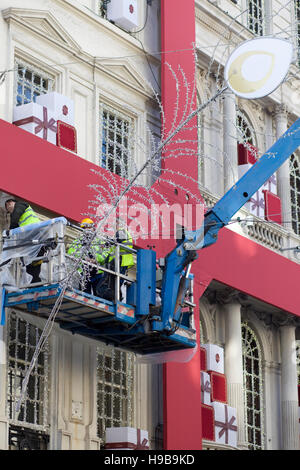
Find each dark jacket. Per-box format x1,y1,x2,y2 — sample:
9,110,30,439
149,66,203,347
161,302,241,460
9,201,30,229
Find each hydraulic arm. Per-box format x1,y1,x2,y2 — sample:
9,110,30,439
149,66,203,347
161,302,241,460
159,117,300,332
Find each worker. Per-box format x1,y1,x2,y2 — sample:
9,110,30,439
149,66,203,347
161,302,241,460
5,198,42,283
67,218,113,296
95,220,135,301
5,199,40,229
115,222,135,278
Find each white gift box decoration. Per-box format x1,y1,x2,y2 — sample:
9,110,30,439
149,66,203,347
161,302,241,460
263,172,277,195
107,0,139,31
238,164,265,218
105,427,149,450
212,402,238,447
202,344,224,374
238,164,277,218
36,91,74,125
13,102,57,145
201,371,211,405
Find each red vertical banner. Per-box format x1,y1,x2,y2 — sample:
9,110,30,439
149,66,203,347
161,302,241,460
161,0,203,450
160,0,199,193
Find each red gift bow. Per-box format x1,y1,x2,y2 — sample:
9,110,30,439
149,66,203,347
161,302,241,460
104,428,149,450
215,405,237,444
13,106,57,140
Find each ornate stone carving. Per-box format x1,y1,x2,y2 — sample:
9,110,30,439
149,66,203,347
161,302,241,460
204,287,247,306
273,103,288,119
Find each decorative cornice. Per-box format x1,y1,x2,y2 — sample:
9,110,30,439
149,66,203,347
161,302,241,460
272,103,288,119
204,287,247,305
2,7,82,53
253,310,300,329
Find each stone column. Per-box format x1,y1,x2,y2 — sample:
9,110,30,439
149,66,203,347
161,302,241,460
279,324,299,450
223,90,238,192
274,104,292,230
0,323,8,449
224,301,248,449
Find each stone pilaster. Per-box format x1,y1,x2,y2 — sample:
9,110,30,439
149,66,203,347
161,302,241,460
273,104,292,231
223,90,238,192
223,301,248,450
279,324,299,450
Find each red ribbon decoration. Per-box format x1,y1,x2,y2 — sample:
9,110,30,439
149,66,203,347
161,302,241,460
13,106,57,140
201,380,211,394
263,174,277,192
104,428,149,450
250,191,265,216
215,405,237,444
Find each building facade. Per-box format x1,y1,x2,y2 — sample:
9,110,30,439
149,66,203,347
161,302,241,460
0,0,299,450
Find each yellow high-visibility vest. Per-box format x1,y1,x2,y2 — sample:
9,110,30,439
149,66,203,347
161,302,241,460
18,206,40,227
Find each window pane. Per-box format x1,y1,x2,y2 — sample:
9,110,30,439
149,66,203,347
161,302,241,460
290,154,300,234
97,345,135,445
100,103,134,178
248,0,264,36
242,323,264,450
7,313,49,431
15,59,54,106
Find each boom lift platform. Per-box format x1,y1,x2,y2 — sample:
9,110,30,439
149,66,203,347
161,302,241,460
0,218,196,355
1,116,300,355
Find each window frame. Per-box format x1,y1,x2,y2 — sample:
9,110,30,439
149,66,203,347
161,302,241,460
96,343,135,445
7,312,50,433
14,58,54,107
289,153,300,235
236,109,256,147
241,322,265,450
99,101,135,179
247,0,265,36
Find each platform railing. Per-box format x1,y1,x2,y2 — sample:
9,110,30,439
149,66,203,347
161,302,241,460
8,231,137,305
65,235,137,305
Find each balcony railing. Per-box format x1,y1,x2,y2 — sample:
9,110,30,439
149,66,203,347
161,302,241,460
199,186,300,264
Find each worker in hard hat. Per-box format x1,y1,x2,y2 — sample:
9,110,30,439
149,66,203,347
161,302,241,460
5,198,42,283
67,218,113,296
94,219,135,301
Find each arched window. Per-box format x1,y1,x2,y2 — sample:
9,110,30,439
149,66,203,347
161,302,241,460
290,154,300,234
236,110,256,146
242,323,264,450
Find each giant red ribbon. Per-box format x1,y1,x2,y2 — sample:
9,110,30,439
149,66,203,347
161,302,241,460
13,106,57,140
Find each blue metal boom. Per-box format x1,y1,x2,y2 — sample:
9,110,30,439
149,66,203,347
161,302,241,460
159,117,300,332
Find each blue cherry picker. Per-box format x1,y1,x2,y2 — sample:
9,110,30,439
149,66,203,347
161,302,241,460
1,117,300,355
